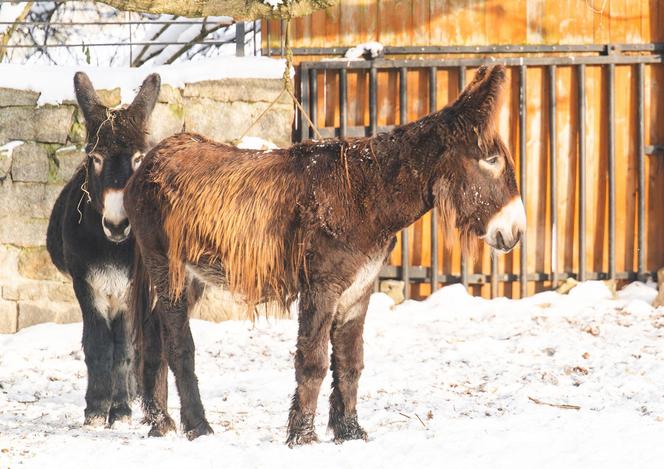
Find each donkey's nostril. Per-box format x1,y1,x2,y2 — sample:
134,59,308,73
102,216,130,242
496,231,505,251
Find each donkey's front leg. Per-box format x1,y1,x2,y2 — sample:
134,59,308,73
329,293,370,443
158,295,213,440
286,287,337,447
73,277,114,427
108,313,132,426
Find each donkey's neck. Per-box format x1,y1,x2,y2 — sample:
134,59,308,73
366,110,451,234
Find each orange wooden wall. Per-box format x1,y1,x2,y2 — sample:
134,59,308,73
264,1,664,299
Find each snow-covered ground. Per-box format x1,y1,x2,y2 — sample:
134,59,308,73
1,281,664,468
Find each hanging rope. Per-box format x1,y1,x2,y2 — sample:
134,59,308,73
237,12,322,143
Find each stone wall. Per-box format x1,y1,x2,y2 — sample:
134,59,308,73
0,78,293,333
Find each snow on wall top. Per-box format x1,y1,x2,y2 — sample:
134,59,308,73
0,57,290,106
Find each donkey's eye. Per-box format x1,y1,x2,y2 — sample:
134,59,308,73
131,152,145,170
485,155,499,165
89,153,103,172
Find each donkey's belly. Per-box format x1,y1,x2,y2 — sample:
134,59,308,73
335,255,385,324
86,265,130,323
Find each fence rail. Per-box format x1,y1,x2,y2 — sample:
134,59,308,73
297,45,664,299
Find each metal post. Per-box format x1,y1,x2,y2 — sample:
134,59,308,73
429,66,439,292
578,64,587,282
637,63,645,279
519,65,528,297
369,65,377,136
399,67,409,299
310,69,318,140
339,69,348,137
607,64,616,281
235,21,245,57
299,66,310,142
548,65,558,287
459,66,469,289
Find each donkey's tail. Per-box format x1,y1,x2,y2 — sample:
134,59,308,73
129,244,153,395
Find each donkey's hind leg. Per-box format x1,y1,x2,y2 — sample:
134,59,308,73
157,293,213,440
328,294,370,443
140,307,176,437
108,313,133,426
286,286,337,447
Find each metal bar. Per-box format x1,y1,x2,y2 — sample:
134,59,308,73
299,66,310,142
0,20,234,26
309,69,318,140
429,66,439,292
280,19,285,57
265,19,271,57
548,65,558,288
399,66,410,299
378,266,656,284
296,55,664,70
578,64,587,282
607,64,616,280
519,65,528,297
458,66,469,289
490,62,501,297
637,63,646,279
253,20,258,57
267,43,664,56
399,67,408,125
235,21,245,57
645,145,664,154
1,40,263,48
369,65,378,136
339,69,348,138
401,229,410,300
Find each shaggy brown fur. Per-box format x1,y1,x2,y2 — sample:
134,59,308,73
147,136,306,309
125,64,524,443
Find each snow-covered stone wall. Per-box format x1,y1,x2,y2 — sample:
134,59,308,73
0,76,294,333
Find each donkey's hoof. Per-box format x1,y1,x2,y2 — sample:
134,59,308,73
83,413,107,428
147,415,177,437
185,421,214,440
108,404,132,427
333,426,368,444
331,415,368,444
286,431,319,448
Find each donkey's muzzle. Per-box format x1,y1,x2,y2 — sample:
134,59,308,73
485,196,526,253
102,216,131,243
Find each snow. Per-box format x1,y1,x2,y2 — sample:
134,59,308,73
236,136,279,150
0,140,24,155
0,2,26,35
344,41,384,60
262,0,285,9
0,57,289,105
1,281,664,468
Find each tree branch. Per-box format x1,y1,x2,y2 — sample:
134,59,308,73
93,0,336,20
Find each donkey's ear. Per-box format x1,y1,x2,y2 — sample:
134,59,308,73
127,73,161,127
73,72,106,128
452,65,506,130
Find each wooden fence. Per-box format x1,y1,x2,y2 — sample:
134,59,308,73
263,1,664,299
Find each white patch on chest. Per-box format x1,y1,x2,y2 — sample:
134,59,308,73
86,266,130,324
336,256,384,324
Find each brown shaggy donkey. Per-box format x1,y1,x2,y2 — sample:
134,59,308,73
125,64,526,444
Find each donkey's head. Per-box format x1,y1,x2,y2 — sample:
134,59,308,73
74,72,160,243
432,64,525,254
